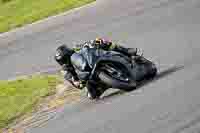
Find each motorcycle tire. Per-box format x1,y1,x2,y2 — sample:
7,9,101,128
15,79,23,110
98,71,136,91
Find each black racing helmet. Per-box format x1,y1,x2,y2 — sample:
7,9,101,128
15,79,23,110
54,44,74,66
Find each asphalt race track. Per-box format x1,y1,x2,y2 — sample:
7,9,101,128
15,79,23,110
1,0,200,132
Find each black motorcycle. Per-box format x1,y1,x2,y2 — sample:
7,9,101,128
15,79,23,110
70,47,157,96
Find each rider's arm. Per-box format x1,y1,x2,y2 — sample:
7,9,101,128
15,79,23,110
62,64,81,89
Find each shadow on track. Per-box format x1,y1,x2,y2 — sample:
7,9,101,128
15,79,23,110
137,65,184,88
101,65,184,100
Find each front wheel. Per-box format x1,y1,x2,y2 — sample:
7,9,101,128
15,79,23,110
98,71,136,91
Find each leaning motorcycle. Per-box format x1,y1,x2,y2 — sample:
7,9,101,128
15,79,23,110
69,47,157,98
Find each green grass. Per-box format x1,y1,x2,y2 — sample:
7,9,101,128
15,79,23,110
0,74,63,129
0,0,95,33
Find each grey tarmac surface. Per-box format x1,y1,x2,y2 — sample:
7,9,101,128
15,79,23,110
1,0,200,132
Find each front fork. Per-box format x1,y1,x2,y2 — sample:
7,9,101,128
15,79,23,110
85,80,107,99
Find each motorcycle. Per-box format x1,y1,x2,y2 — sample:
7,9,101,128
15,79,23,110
70,46,157,97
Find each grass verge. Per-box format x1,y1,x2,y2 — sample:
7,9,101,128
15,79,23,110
0,74,63,129
0,0,95,33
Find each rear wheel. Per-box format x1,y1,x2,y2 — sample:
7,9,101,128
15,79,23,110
144,63,157,80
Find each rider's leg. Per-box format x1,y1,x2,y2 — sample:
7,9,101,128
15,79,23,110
127,48,138,56
113,46,138,56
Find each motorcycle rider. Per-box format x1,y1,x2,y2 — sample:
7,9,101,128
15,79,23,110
55,38,140,99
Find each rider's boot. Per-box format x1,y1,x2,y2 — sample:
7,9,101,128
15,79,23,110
127,48,138,56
